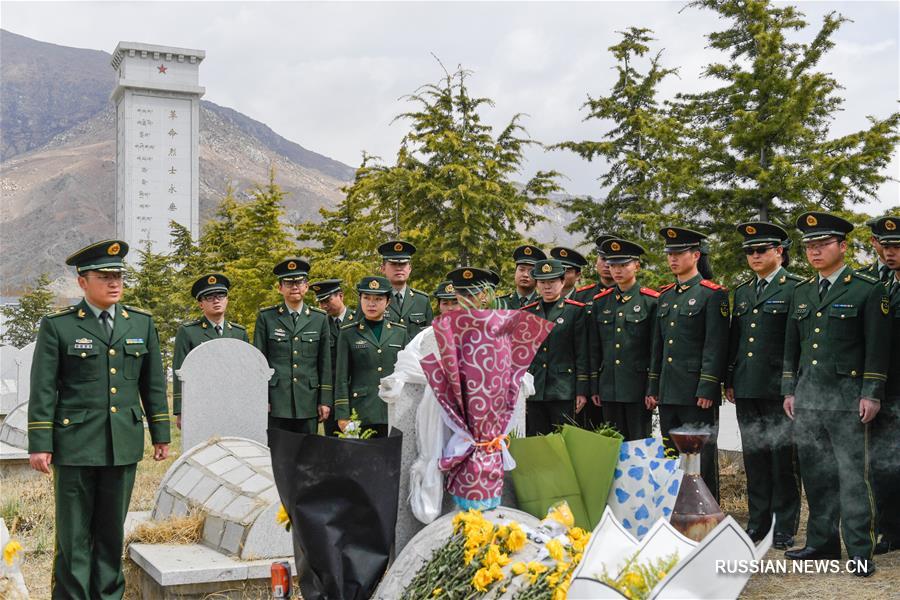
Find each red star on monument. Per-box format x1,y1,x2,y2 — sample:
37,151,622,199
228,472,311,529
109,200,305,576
157,64,167,74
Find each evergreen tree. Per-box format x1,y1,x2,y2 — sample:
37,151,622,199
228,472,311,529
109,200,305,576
0,274,57,348
671,0,900,284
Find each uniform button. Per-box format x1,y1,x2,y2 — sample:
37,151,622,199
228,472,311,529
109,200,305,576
80,352,87,358
400,318,404,323
673,304,678,309
615,360,621,365
542,363,547,368
377,367,383,372
294,337,299,341
543,348,548,352
110,367,116,374
668,339,673,345
110,387,117,394
748,337,754,343
110,406,117,413
747,352,753,357
812,360,818,365
292,377,298,382
618,312,623,317
816,312,822,318
851,370,857,376
753,309,758,314
293,350,298,355
840,314,845,319
750,323,756,328
670,321,675,326
667,357,673,363
616,327,622,332
812,343,818,349
353,392,359,397
377,349,382,354
615,343,621,349
109,349,116,356
814,328,821,333
293,364,298,368
567,368,573,373
63,418,70,425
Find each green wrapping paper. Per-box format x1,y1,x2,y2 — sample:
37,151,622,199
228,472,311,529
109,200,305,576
507,433,591,528
508,426,622,529
560,425,622,527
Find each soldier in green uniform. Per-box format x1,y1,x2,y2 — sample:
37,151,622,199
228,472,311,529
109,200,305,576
254,258,332,436
550,247,590,301
651,227,729,501
724,223,802,549
522,259,590,435
379,240,432,338
310,278,355,436
576,234,617,304
866,215,900,555
588,239,659,439
172,273,248,430
782,212,889,576
858,216,893,284
498,245,545,309
334,276,409,436
433,280,461,314
28,240,170,599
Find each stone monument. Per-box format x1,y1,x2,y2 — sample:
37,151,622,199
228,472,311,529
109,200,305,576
110,42,204,253
176,338,271,451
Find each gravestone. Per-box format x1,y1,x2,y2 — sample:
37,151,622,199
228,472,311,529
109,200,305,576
386,380,428,551
0,401,33,479
0,345,21,421
15,342,35,407
176,338,272,451
717,401,742,452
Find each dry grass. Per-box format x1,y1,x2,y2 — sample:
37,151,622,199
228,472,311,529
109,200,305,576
125,512,204,546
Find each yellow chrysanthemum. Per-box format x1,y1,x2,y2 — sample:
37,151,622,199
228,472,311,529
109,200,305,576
506,523,527,553
472,567,493,592
548,502,575,528
3,540,23,566
488,562,505,581
624,570,645,588
493,524,509,542
568,526,587,541
482,544,511,568
571,537,588,553
547,572,560,588
546,538,565,562
432,588,442,596
464,547,478,565
527,561,548,584
512,561,527,576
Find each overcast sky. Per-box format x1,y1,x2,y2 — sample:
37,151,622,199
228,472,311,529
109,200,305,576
4,1,898,212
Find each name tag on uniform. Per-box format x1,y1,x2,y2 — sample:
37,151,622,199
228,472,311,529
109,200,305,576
74,337,93,349
388,343,402,348
354,340,368,348
125,338,144,344
765,300,785,304
832,303,854,308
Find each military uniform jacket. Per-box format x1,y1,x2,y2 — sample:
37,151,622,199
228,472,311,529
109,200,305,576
573,282,609,304
782,268,890,409
651,274,730,404
524,299,590,401
726,268,805,399
253,302,332,419
589,284,660,403
27,300,171,466
326,309,356,381
172,315,248,414
498,289,538,310
887,280,900,400
386,287,432,339
334,320,409,424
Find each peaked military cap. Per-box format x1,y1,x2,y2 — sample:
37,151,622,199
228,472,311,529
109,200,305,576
357,275,392,295
191,273,230,299
273,258,310,280
600,238,645,264
433,280,456,299
659,227,707,252
378,240,416,263
66,239,129,274
447,267,497,292
531,259,566,280
594,234,617,256
796,211,853,242
736,221,789,248
309,278,343,301
513,244,546,265
550,247,588,269
868,215,900,245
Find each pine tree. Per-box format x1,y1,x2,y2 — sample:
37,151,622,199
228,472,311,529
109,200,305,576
671,0,900,284
0,274,57,348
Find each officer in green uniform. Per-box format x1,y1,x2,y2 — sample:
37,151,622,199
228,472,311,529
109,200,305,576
310,278,355,436
434,280,461,314
28,240,170,599
254,258,332,436
866,215,900,555
522,259,590,435
724,223,802,549
550,247,590,301
650,227,729,501
379,240,432,338
858,216,893,284
782,212,889,576
498,245,545,308
172,273,248,430
577,234,617,304
588,239,659,439
334,276,409,436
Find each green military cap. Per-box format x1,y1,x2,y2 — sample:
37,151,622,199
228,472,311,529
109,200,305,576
531,259,566,280
273,257,310,281
868,215,900,246
357,275,392,295
736,221,789,248
433,280,456,299
378,240,416,263
600,238,645,264
65,239,129,274
191,273,230,299
513,244,546,265
446,267,497,292
795,211,853,242
659,226,707,252
594,234,618,256
309,278,342,301
549,247,588,269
